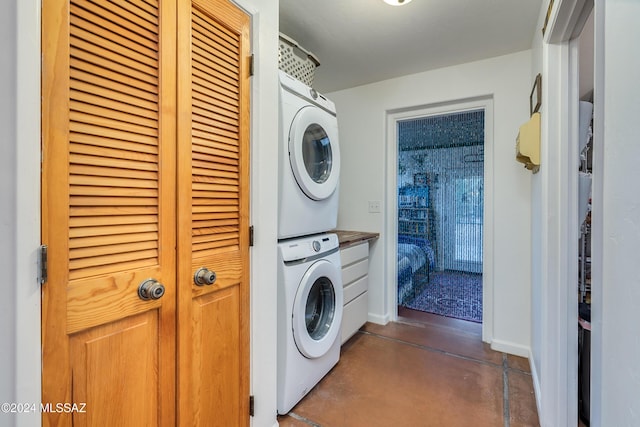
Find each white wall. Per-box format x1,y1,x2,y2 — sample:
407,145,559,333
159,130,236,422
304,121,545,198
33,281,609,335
242,1,280,427
5,1,281,426
529,1,547,418
591,1,640,425
329,50,533,355
2,1,42,426
0,0,19,421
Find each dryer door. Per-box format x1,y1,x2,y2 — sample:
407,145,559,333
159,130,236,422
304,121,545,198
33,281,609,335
289,106,340,201
292,259,343,359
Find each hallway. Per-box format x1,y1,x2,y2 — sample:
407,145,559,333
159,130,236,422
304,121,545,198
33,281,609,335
278,312,539,426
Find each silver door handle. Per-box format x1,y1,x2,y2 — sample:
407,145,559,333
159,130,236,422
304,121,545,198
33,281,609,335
194,267,217,286
138,279,165,301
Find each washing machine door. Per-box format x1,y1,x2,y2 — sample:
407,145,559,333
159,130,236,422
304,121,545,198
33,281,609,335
292,259,343,359
289,106,340,201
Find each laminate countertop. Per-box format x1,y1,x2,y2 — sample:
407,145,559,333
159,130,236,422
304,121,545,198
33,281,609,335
333,230,379,248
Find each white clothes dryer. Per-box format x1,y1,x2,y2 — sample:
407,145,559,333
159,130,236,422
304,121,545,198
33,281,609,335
278,71,341,240
277,233,343,414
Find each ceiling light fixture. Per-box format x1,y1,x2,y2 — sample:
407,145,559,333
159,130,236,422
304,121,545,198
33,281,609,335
383,0,413,5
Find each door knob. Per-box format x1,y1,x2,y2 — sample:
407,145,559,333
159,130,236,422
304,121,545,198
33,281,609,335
194,267,217,286
138,279,165,301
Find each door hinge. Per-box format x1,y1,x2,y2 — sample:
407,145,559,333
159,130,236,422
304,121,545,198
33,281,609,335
249,395,254,416
249,225,254,247
38,245,48,286
249,54,254,77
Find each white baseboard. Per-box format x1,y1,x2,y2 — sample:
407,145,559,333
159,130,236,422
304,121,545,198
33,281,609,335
367,312,390,325
490,339,530,358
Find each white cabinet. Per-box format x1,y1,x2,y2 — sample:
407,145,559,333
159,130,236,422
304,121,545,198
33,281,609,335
340,241,369,344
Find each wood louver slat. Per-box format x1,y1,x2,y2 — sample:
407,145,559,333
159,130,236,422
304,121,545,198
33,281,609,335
191,6,243,259
193,160,238,175
70,4,158,51
70,163,158,180
70,70,159,104
73,1,159,38
69,206,158,217
192,102,238,125
69,232,158,250
192,141,238,159
70,112,158,139
70,59,158,93
192,10,239,53
70,52,157,88
70,14,158,60
191,42,238,78
192,120,238,141
68,0,160,280
192,72,237,98
69,214,158,228
192,81,239,113
69,137,158,156
71,37,157,78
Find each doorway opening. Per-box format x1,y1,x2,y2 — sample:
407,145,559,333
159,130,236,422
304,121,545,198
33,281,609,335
396,109,484,324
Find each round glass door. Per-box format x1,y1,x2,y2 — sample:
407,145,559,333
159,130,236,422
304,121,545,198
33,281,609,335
301,124,332,185
305,277,335,340
293,259,343,359
289,106,340,201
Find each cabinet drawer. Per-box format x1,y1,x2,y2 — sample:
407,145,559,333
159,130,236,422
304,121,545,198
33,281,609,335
343,275,367,305
341,292,368,344
340,241,369,266
342,258,368,286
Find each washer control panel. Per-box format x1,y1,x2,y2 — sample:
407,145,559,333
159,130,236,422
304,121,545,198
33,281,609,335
279,233,339,262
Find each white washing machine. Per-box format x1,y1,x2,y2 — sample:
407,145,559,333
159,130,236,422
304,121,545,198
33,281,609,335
278,71,341,240
277,233,343,414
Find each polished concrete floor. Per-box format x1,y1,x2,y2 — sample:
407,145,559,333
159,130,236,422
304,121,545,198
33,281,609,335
278,310,540,427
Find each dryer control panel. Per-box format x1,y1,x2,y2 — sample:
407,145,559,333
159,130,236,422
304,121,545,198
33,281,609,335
279,70,336,116
279,233,339,263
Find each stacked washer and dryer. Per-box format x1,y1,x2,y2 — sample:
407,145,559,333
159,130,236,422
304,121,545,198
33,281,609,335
277,65,343,414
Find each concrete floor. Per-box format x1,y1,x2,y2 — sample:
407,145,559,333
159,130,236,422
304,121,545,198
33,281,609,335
278,312,539,427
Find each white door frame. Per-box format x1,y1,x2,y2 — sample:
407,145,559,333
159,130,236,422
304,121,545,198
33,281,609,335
537,0,594,425
385,96,494,343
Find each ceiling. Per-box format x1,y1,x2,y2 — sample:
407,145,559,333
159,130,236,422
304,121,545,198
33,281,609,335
279,0,543,93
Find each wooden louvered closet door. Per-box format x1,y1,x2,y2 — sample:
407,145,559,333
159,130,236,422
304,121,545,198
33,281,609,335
176,0,250,425
41,0,250,426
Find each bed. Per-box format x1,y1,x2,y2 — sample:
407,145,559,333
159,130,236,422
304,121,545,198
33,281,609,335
397,235,435,305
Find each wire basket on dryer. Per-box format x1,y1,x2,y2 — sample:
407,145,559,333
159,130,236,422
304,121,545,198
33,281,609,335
278,33,320,87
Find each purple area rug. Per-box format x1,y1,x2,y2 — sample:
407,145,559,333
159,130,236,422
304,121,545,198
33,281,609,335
404,271,482,323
